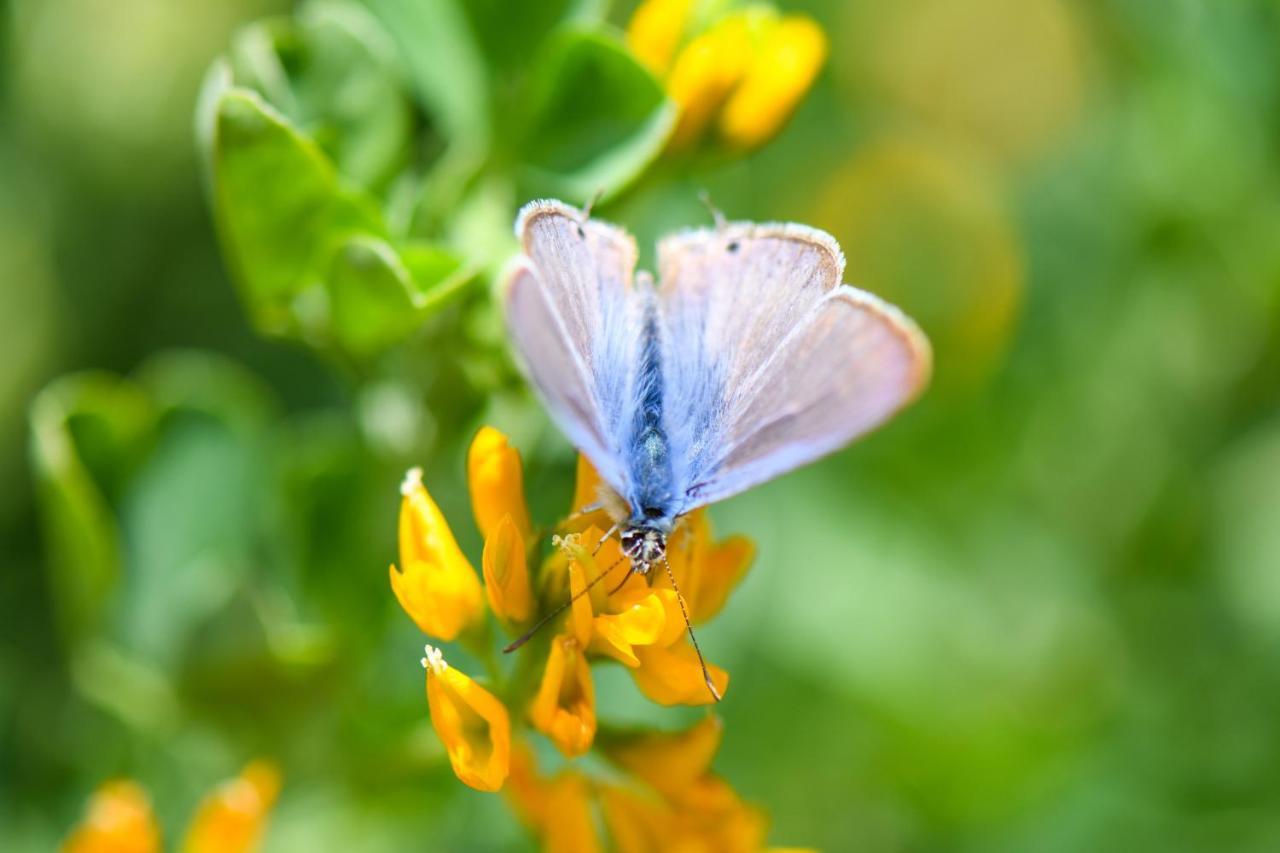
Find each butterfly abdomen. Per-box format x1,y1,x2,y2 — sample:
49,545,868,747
625,291,677,528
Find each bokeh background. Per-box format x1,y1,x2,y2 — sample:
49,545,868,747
5,0,1280,849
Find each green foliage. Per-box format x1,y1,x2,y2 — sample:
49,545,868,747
199,0,672,360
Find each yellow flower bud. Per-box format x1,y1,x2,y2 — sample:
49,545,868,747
482,514,534,624
719,15,827,149
529,634,597,757
181,761,281,853
390,468,484,640
467,427,532,542
422,645,511,792
62,780,161,853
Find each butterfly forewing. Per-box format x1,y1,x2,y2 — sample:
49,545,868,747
506,201,642,494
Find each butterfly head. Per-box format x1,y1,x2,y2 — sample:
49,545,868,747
620,524,667,573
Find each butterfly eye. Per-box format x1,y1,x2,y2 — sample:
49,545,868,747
642,506,664,519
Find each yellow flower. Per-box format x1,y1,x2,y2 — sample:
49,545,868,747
558,521,733,706
422,644,511,792
529,633,598,758
62,780,161,853
626,0,694,76
503,743,602,853
628,1,827,151
181,761,281,853
482,513,534,624
468,426,533,542
64,765,281,853
601,762,768,853
719,16,828,149
390,467,484,640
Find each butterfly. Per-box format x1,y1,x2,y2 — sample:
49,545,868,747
501,199,931,695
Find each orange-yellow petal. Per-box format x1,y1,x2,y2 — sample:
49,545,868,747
632,639,728,706
543,773,603,853
504,741,549,830
482,514,534,624
590,590,668,667
626,0,694,75
671,775,769,851
600,786,673,853
391,468,484,640
422,645,510,792
719,15,827,149
62,780,161,853
181,761,281,853
654,511,754,624
666,13,754,149
468,427,532,542
529,635,597,757
568,561,595,646
600,716,723,800
690,534,753,623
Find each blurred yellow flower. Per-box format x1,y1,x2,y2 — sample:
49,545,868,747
543,772,603,853
422,644,511,792
62,780,161,853
64,764,280,853
468,426,533,541
529,634,597,757
181,761,281,853
390,467,484,640
719,16,827,149
626,0,694,75
600,715,723,799
628,0,826,151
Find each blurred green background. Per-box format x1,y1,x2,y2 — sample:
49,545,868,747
5,0,1280,849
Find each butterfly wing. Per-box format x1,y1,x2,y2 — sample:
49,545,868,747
658,223,931,511
503,200,641,494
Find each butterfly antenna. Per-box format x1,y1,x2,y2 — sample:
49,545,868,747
661,554,722,703
697,190,727,231
581,188,605,221
503,552,629,654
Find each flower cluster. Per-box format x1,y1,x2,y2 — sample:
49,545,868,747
62,761,280,853
391,427,783,847
627,0,828,151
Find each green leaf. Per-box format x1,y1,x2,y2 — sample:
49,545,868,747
327,236,474,357
363,0,489,150
209,87,383,335
519,28,676,203
29,375,154,646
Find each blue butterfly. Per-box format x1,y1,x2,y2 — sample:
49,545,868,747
502,199,931,694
